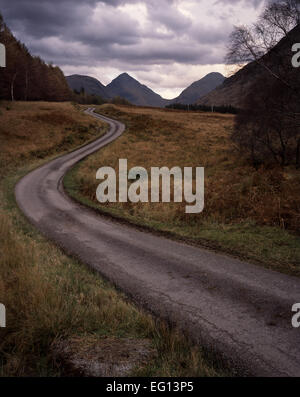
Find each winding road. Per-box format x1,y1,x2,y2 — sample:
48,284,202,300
15,108,300,377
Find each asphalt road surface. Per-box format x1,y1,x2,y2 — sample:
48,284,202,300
15,108,300,376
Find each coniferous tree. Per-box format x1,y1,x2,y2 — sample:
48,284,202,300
0,13,71,102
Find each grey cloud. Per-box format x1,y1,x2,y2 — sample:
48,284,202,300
28,35,225,70
1,0,143,38
0,0,263,78
215,0,264,6
146,0,191,32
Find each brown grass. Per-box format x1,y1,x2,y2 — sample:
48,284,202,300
0,101,105,175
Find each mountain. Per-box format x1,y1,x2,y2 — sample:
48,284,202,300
198,24,300,108
106,73,169,107
66,74,110,99
66,72,169,107
66,72,226,108
171,72,225,105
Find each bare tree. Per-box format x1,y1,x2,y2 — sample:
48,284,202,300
226,0,299,85
227,1,300,61
227,0,300,168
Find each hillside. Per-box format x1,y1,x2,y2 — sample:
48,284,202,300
197,63,259,108
171,72,225,105
198,24,300,108
66,75,110,99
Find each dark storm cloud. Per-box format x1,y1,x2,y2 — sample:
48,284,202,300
1,0,100,38
1,0,145,37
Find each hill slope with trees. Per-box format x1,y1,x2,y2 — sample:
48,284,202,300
0,14,71,102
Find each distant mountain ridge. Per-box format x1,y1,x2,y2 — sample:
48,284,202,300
66,72,225,108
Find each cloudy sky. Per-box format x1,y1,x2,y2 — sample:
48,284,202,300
1,0,267,98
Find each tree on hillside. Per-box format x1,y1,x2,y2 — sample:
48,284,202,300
0,13,71,102
226,0,300,167
111,96,132,106
226,0,299,66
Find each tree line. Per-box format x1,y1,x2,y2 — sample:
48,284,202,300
165,103,239,114
73,87,132,106
0,13,71,102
